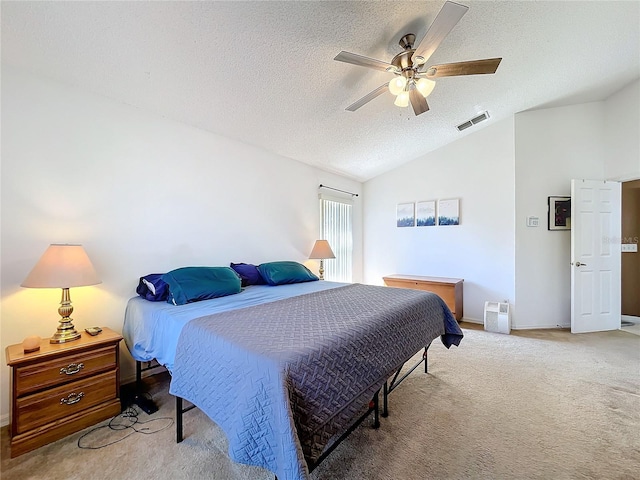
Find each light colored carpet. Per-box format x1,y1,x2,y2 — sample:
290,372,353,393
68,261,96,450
2,326,639,480
621,322,640,336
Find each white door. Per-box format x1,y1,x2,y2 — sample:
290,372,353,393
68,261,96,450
571,179,621,333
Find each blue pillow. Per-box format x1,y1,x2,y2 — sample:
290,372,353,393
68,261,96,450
257,261,319,286
136,274,169,302
162,267,242,305
230,263,266,287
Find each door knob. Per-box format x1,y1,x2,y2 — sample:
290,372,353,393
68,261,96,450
575,262,587,267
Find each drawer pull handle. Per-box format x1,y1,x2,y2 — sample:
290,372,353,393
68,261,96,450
60,392,84,405
60,363,84,375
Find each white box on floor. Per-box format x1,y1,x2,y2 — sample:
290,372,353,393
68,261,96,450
484,301,511,334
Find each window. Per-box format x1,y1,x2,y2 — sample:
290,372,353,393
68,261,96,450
320,195,353,282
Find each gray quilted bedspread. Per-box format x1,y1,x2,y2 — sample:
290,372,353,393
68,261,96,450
169,283,462,480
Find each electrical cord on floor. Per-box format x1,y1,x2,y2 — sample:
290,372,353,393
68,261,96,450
77,394,173,450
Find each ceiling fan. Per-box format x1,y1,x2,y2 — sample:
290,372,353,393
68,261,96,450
334,1,502,116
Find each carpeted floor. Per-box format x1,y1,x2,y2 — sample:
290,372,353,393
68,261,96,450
621,320,640,336
2,325,639,480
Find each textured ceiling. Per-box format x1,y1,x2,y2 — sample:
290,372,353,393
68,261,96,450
2,1,639,181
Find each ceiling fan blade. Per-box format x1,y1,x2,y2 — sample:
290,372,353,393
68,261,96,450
334,51,396,73
423,58,502,78
412,1,469,65
409,88,430,116
346,83,390,111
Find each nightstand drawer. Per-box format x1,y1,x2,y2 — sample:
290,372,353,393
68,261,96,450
14,345,117,396
15,370,117,434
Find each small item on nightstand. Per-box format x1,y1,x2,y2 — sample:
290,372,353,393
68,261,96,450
22,335,41,353
84,327,102,336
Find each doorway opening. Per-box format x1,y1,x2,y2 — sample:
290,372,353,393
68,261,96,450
621,178,640,336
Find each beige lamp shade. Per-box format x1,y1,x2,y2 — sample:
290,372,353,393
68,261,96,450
22,244,101,344
309,240,335,281
309,240,336,259
22,244,101,289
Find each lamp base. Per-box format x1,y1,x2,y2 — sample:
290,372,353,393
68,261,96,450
50,287,82,344
50,328,81,344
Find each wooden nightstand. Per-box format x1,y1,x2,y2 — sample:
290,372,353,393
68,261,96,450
5,327,122,457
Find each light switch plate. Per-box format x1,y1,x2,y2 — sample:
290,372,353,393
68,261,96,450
622,243,638,252
526,216,539,227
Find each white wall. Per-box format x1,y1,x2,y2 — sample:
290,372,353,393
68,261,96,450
363,118,516,323
514,102,606,329
604,79,640,181
363,85,639,331
513,86,640,329
0,67,363,423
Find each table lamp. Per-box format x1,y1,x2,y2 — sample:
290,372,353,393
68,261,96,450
309,240,335,281
21,244,101,344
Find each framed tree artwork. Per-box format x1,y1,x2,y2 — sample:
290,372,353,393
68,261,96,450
396,203,415,227
437,198,460,225
416,201,436,226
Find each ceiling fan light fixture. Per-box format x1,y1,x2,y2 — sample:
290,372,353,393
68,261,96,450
333,2,501,116
388,76,407,96
416,78,436,97
394,90,410,107
413,55,426,66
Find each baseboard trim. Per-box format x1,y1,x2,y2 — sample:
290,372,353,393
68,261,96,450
1,413,9,428
513,324,570,330
622,315,639,323
461,317,569,330
460,317,482,325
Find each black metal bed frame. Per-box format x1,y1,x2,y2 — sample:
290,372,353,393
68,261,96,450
135,342,432,478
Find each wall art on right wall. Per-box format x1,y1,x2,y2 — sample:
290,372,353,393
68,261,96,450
548,196,571,230
416,200,437,226
438,198,460,225
396,202,415,227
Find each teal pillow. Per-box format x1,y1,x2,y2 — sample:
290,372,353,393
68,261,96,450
162,267,242,305
257,261,319,286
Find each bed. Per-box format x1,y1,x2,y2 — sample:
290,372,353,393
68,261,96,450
123,279,462,480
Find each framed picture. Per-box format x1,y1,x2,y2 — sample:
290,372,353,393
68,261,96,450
416,200,436,226
396,203,415,227
548,196,571,230
437,198,460,226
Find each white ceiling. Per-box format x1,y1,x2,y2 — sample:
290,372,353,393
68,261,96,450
2,1,639,182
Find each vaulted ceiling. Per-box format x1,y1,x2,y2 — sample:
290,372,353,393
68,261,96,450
2,1,639,181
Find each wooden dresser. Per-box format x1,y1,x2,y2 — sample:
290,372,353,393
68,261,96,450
383,274,464,321
6,328,122,457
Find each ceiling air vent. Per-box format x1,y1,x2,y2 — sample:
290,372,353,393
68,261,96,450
471,112,489,124
457,111,490,132
456,121,473,131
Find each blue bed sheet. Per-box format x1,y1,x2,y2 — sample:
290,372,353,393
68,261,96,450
123,281,347,371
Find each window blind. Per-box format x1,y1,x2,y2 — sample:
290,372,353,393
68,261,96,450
320,196,353,283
